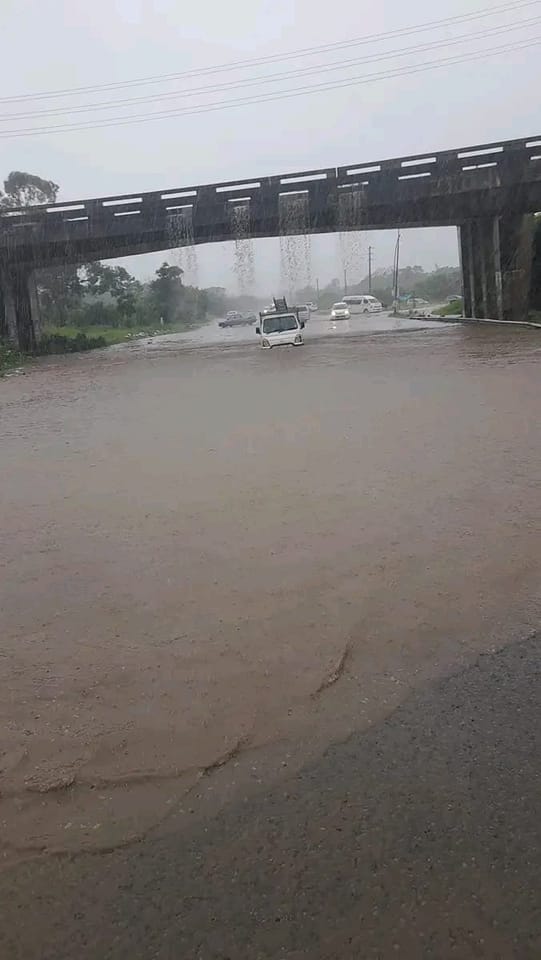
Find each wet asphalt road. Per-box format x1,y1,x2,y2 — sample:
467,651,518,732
2,321,540,958
1,634,539,959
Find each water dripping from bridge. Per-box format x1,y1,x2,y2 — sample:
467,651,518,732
166,207,199,286
279,192,312,300
229,202,255,294
338,187,365,289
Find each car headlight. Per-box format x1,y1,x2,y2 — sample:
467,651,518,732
294,334,302,343
262,339,270,348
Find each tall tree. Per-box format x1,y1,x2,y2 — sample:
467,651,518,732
149,262,184,324
78,262,142,325
0,171,59,209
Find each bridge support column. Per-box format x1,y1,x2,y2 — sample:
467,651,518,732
499,214,535,323
459,214,534,322
459,219,501,320
0,264,41,351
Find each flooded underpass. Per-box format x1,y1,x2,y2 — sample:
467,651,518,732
1,323,540,958
121,309,448,353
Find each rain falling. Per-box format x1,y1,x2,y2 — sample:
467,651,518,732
166,207,199,285
229,201,255,294
278,192,312,299
337,186,365,286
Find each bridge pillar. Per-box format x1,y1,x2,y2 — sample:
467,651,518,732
459,222,473,318
459,214,534,322
499,213,535,323
0,264,41,351
459,219,501,320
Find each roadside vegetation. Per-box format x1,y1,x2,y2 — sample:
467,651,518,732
296,265,462,311
0,341,24,376
36,260,219,343
436,300,464,317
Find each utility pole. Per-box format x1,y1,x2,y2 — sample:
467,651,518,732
343,268,348,296
368,246,373,294
392,230,401,313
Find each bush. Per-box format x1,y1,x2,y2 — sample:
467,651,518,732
0,340,24,374
35,332,107,355
71,301,120,328
436,301,464,317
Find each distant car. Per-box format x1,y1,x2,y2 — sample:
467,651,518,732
343,295,383,314
306,301,318,311
218,312,255,328
330,302,351,320
218,315,239,328
447,294,463,303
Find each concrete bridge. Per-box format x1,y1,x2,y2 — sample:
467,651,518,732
1,134,541,349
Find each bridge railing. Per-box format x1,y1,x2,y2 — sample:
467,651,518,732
0,136,540,241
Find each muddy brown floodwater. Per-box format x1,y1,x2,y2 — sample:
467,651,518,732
1,324,540,860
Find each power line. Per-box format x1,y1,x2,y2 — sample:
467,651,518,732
3,16,538,123
0,0,537,104
0,35,538,139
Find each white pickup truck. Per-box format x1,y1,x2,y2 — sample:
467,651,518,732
256,300,305,349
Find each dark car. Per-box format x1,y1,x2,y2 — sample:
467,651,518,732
219,312,256,328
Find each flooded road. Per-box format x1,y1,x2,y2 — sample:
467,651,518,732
1,322,540,868
118,309,445,354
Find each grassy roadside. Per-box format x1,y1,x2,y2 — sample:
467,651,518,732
1,320,210,376
0,341,25,376
42,322,199,346
2,321,209,376
435,301,464,317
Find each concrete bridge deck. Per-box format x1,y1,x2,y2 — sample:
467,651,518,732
1,134,541,347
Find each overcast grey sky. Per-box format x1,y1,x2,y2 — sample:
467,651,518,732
1,0,539,292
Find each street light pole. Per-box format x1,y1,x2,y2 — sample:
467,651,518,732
392,230,401,313
343,268,348,296
368,246,373,295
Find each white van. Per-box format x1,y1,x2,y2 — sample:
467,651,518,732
343,295,383,314
256,310,304,348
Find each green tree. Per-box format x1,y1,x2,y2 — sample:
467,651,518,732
37,266,83,327
149,262,185,324
80,262,142,327
0,171,58,209
204,286,227,316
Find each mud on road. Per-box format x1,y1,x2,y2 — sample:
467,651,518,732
1,323,540,858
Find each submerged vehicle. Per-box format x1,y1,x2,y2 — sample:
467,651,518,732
256,297,305,348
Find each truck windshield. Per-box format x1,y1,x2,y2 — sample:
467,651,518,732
262,314,299,334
